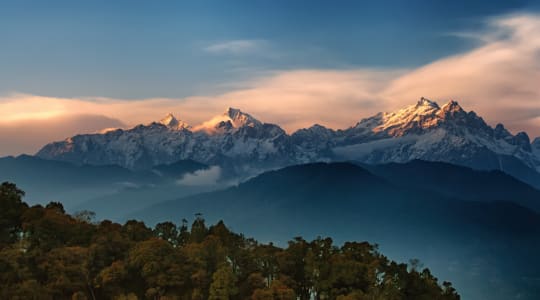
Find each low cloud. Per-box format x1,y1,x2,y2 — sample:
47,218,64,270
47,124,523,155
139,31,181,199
176,166,222,186
1,13,540,155
0,114,124,156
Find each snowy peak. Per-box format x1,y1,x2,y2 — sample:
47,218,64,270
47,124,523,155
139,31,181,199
438,100,466,119
34,97,540,179
194,107,263,133
416,97,440,109
365,98,486,137
224,107,262,128
370,97,442,135
440,100,463,113
160,113,177,126
159,113,190,130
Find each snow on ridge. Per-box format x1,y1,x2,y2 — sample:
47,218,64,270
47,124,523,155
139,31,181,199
35,99,540,176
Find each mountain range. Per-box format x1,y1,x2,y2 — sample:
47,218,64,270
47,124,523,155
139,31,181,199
35,98,540,187
4,97,540,299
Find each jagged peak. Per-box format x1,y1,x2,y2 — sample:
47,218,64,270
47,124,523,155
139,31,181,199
159,113,190,130
193,107,262,133
160,113,177,126
515,131,531,142
440,100,464,113
310,124,330,130
416,97,440,109
224,107,261,126
494,123,511,134
225,107,242,118
303,124,334,134
367,98,481,136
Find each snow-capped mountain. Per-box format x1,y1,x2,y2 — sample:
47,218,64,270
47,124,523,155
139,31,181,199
36,98,540,185
37,108,295,171
160,113,191,130
333,98,540,172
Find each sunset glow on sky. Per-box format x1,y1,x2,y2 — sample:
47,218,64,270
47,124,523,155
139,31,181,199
0,0,539,155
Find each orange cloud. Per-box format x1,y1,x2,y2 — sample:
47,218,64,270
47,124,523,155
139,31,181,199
381,13,540,135
0,114,124,156
1,13,539,156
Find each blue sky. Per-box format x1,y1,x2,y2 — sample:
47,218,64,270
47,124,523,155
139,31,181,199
0,0,537,99
1,0,540,155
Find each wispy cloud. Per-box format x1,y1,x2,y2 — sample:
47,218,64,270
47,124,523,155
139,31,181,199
1,13,540,156
381,13,540,132
0,114,124,156
203,39,267,55
177,166,221,186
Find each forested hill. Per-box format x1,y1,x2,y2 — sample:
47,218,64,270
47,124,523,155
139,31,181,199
0,182,459,300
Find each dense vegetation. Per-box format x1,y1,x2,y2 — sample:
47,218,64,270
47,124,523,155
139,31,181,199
0,182,459,300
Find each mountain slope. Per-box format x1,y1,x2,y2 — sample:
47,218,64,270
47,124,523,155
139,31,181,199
333,98,540,187
131,162,540,300
358,160,540,212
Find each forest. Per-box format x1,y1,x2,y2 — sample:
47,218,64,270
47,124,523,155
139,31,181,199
0,182,460,300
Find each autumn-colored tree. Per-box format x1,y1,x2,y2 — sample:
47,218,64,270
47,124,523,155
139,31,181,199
190,214,208,243
122,220,152,242
154,221,179,245
209,264,238,300
277,237,311,300
252,279,295,300
127,238,189,298
38,246,93,299
0,183,460,300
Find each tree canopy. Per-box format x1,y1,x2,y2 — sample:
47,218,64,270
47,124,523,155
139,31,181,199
0,182,460,300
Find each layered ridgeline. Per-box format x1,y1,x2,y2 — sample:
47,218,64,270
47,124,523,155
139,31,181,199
36,98,540,186
132,162,540,300
0,183,460,300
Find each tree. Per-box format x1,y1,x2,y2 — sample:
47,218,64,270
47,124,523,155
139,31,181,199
73,210,96,224
45,201,65,214
0,182,27,247
153,221,179,245
127,238,189,298
38,246,94,299
252,280,295,300
305,237,334,299
95,261,129,297
0,187,461,300
122,220,152,242
209,264,237,300
178,218,190,245
241,273,266,299
254,243,280,286
277,237,311,300
190,214,208,243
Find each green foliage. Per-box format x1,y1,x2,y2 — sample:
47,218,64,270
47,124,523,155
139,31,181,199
209,264,237,300
0,182,27,247
0,183,460,300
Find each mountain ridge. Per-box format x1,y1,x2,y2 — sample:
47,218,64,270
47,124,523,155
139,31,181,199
35,98,540,186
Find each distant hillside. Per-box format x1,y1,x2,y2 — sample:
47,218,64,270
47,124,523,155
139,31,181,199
132,162,540,300
359,159,540,212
